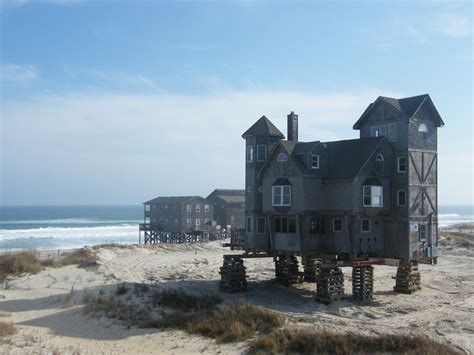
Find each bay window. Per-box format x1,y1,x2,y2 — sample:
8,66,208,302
272,185,291,206
363,185,383,207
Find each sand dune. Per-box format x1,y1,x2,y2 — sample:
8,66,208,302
0,233,473,354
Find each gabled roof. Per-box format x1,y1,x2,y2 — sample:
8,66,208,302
324,137,385,179
206,189,245,204
353,94,444,129
242,116,285,139
143,196,205,205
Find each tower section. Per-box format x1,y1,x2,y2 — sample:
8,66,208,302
353,95,444,262
241,116,285,252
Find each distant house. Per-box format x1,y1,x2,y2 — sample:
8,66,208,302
140,196,215,241
206,189,245,230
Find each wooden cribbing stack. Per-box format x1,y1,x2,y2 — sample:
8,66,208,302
393,261,421,294
303,257,321,283
219,255,247,292
352,265,374,300
275,255,299,287
316,267,345,304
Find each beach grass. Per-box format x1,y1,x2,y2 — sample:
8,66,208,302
248,329,461,355
0,252,43,280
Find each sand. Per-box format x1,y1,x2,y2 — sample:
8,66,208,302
0,232,473,354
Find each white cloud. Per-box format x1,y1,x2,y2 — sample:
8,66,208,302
0,63,39,82
437,14,472,38
1,89,397,204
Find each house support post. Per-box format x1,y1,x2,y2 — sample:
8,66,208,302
316,267,344,304
303,256,321,283
394,261,421,294
352,265,374,300
275,255,299,287
219,255,247,293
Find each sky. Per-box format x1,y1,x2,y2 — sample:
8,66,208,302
0,0,472,206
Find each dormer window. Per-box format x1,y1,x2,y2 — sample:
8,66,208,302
363,185,383,207
311,155,320,169
418,123,428,133
272,185,291,206
277,153,288,162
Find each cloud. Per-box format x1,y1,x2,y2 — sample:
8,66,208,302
0,63,39,82
437,14,472,38
1,88,398,204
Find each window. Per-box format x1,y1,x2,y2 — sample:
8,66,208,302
257,145,267,162
196,204,201,213
277,152,288,162
379,125,388,137
246,217,253,233
397,157,407,173
311,155,320,169
195,218,201,226
175,205,179,212
361,219,370,233
375,154,384,174
363,186,383,207
186,218,192,226
159,205,164,211
175,218,179,224
204,204,209,213
310,218,324,234
247,145,254,162
370,126,379,137
204,218,209,224
257,217,266,234
186,204,192,213
397,190,406,207
272,185,291,206
418,123,428,133
274,216,296,233
419,224,427,242
388,123,397,141
333,219,343,232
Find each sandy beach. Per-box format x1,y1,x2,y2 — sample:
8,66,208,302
0,228,473,354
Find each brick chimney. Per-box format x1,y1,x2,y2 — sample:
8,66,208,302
287,111,298,141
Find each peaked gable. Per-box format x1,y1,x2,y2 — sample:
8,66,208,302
353,94,444,129
242,116,285,139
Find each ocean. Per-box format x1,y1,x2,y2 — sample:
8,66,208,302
0,205,472,251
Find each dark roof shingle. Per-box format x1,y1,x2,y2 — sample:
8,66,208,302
242,116,285,139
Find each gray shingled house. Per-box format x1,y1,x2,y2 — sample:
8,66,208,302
220,94,444,302
139,196,215,243
206,189,245,229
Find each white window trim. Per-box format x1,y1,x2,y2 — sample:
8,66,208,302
370,126,379,137
272,185,291,207
204,204,210,213
247,145,254,162
361,219,370,233
256,217,266,234
186,204,192,213
397,157,407,173
333,218,343,232
186,218,192,226
311,154,320,169
397,190,407,207
362,185,383,207
195,218,201,226
195,204,201,212
277,152,288,162
256,145,267,162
